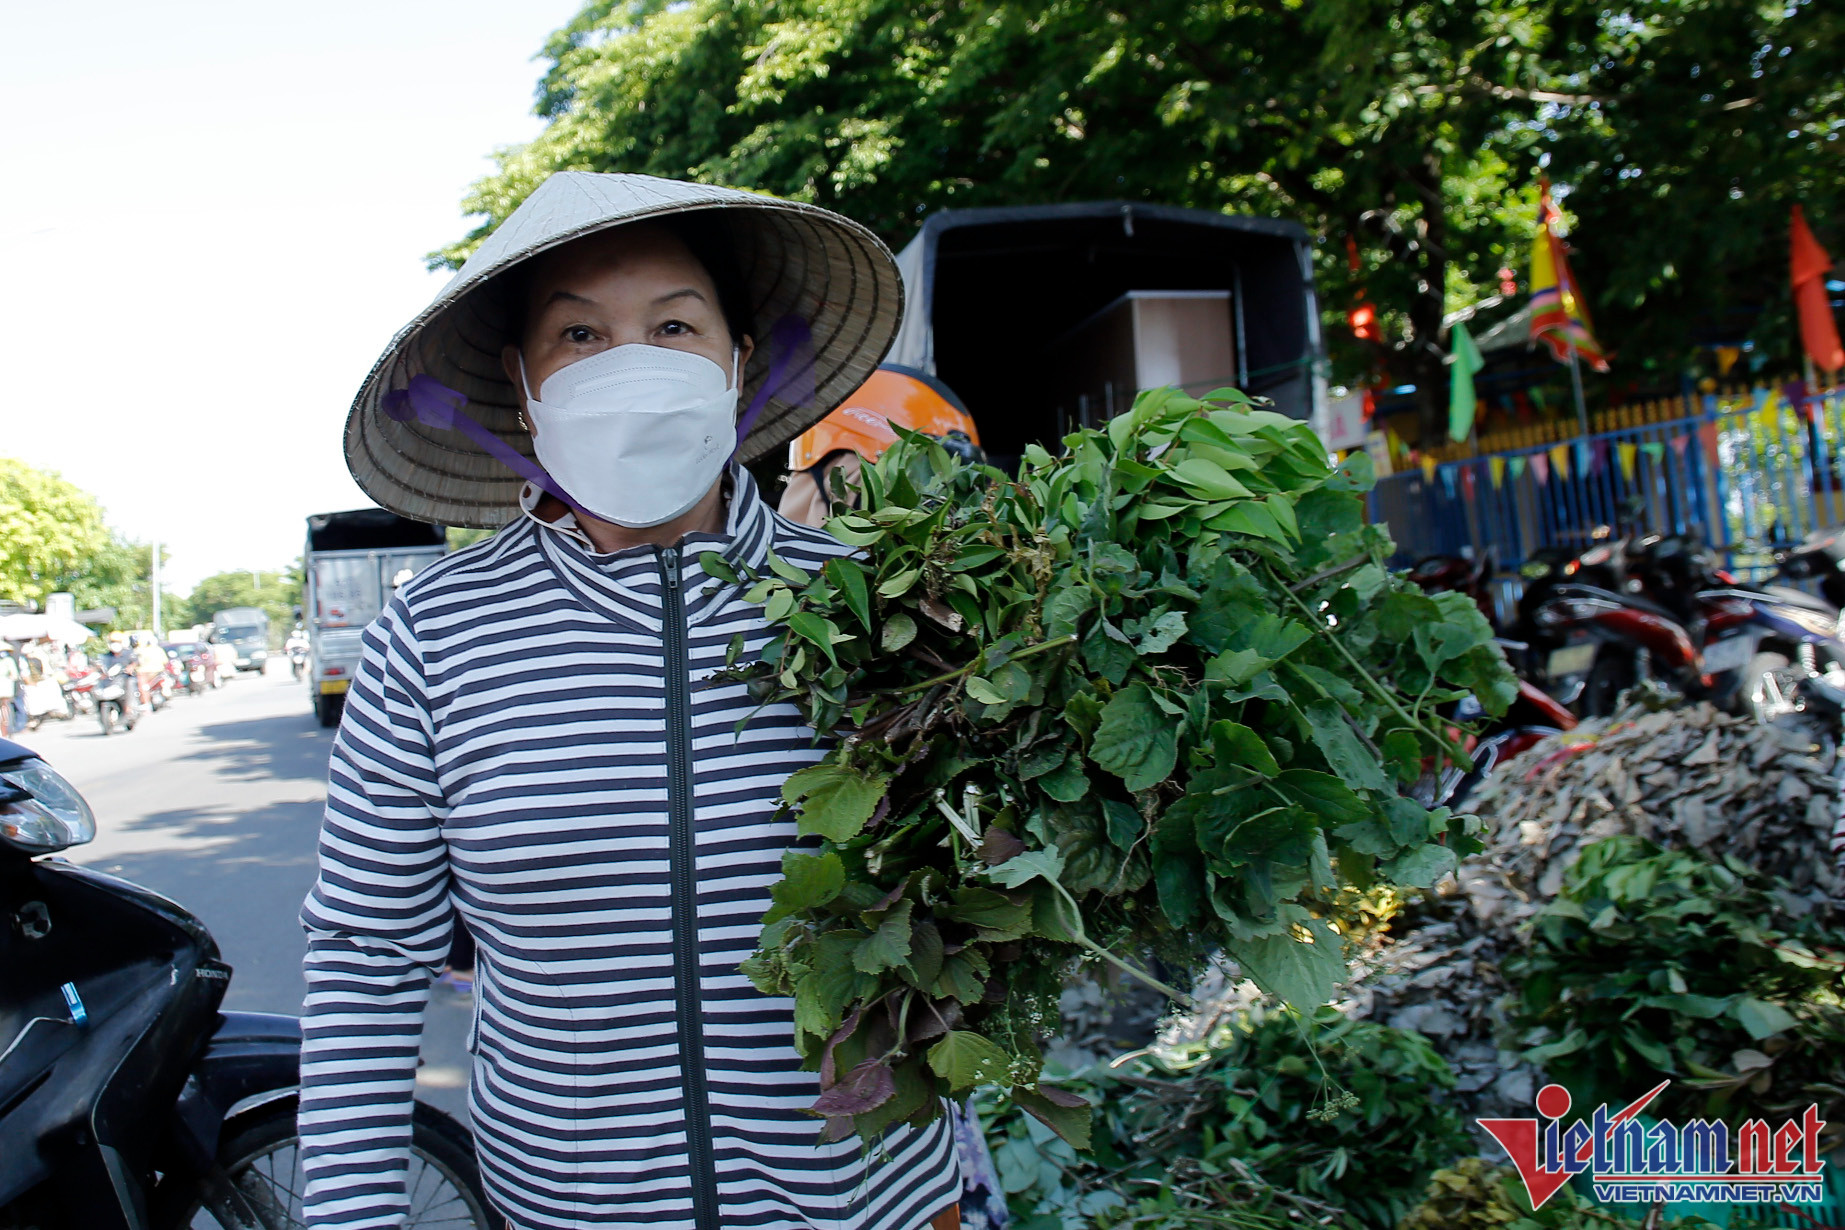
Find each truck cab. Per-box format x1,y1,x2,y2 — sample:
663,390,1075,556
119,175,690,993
208,608,271,674
304,510,447,727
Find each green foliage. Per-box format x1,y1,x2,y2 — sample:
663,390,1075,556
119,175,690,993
1505,836,1845,1127
170,569,302,646
1400,1157,1708,1230
439,0,1842,436
983,1008,1474,1230
722,387,1513,1144
0,457,167,636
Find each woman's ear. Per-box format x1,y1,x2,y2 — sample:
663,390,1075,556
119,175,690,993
500,344,527,409
735,335,756,388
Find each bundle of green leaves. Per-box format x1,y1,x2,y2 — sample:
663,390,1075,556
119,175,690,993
713,387,1514,1144
1401,1157,1714,1230
982,1008,1474,1230
1506,836,1845,1130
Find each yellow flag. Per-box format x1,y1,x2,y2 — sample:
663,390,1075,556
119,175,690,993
1551,443,1571,479
1757,391,1781,433
1617,441,1638,482
1420,454,1438,483
1489,456,1506,489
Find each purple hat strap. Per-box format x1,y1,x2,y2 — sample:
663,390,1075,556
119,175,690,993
733,314,816,451
381,376,593,522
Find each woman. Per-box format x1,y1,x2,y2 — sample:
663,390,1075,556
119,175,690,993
299,173,959,1230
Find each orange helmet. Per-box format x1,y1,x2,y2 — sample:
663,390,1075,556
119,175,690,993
788,365,981,471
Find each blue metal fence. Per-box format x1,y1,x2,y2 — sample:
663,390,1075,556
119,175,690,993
1372,389,1845,607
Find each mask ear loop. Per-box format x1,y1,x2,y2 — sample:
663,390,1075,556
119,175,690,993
382,373,594,522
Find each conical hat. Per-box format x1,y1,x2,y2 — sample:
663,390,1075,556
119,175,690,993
345,173,903,528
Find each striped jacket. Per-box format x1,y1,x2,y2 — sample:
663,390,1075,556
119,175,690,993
298,469,959,1230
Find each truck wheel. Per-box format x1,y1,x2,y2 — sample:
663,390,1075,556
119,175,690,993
316,694,344,728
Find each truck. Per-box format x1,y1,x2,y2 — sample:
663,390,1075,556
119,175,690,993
303,509,447,727
208,607,272,674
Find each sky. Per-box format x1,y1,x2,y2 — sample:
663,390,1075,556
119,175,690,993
0,0,585,591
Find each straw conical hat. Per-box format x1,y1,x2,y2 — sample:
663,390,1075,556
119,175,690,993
345,172,903,528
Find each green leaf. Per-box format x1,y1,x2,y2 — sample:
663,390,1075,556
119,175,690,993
1012,1087,1093,1150
1381,842,1457,888
880,611,917,652
1039,754,1090,802
765,851,846,924
1090,683,1180,791
767,553,813,585
697,551,740,584
1169,457,1254,500
965,676,1007,705
787,611,844,666
935,953,990,1003
853,899,915,973
941,886,1032,940
764,587,796,622
986,846,1066,891
1731,996,1799,1040
927,1030,1012,1092
1302,702,1388,793
782,762,889,842
1211,720,1280,778
1225,918,1346,1009
1128,609,1188,655
1044,586,1095,639
824,558,873,632
877,567,922,598
1275,769,1369,822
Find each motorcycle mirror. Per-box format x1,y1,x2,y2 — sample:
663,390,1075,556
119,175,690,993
0,755,97,855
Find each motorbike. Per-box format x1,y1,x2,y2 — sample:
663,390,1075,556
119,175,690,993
1435,681,1580,811
1504,542,1703,719
93,665,138,736
1626,532,1845,723
1772,526,1845,612
287,644,308,682
60,669,97,718
0,738,496,1229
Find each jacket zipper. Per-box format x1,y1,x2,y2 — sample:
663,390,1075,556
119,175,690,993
658,545,719,1230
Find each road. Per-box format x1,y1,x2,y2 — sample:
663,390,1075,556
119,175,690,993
11,664,472,1119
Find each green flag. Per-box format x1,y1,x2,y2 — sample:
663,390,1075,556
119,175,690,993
1448,320,1485,442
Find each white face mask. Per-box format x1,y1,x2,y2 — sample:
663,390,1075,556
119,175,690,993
520,344,740,529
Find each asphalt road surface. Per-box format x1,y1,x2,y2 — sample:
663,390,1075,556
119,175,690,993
12,664,472,1119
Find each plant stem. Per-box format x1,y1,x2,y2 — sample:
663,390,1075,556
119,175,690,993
1077,936,1196,1009
894,633,1077,695
1263,564,1474,770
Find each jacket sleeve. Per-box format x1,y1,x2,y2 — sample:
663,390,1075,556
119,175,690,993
298,601,453,1230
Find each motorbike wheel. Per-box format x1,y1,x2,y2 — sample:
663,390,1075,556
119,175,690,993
99,705,115,736
1745,651,1802,723
1581,651,1637,718
151,1099,494,1230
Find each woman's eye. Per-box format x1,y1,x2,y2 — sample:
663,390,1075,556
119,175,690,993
564,325,596,343
658,320,692,337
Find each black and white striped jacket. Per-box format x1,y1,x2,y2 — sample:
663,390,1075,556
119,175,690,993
298,469,959,1230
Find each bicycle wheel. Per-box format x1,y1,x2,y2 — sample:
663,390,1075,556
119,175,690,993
153,1099,494,1230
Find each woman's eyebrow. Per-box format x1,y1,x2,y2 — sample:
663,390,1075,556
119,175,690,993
540,289,596,309
652,287,708,306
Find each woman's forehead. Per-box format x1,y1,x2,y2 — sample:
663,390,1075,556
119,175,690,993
522,224,713,303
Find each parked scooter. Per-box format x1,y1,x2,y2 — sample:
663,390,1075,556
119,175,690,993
0,739,495,1229
1772,526,1845,612
93,664,138,736
1625,532,1845,723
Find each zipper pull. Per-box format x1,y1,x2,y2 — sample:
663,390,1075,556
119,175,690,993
662,546,680,591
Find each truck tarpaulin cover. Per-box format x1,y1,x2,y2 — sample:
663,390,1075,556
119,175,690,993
888,202,1322,463
306,509,446,554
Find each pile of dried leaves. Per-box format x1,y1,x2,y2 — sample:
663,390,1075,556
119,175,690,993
1343,702,1842,1128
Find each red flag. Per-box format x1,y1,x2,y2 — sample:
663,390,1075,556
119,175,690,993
1792,206,1844,374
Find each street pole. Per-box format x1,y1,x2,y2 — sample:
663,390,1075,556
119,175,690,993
151,537,162,639
1568,347,1590,439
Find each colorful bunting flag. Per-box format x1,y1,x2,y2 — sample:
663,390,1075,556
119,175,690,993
1641,441,1667,461
1449,320,1485,442
1510,456,1528,480
1792,205,1845,374
1420,454,1438,483
1617,442,1638,481
1530,178,1611,371
1574,440,1592,476
1550,443,1571,479
1532,453,1551,483
1669,434,1690,457
1591,439,1609,474
1490,456,1507,488
1439,465,1458,499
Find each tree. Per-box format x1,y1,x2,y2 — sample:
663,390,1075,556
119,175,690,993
173,570,303,646
437,0,1841,442
0,457,169,634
